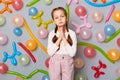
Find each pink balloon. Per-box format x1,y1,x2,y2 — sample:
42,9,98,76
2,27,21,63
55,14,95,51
75,5,87,17
95,31,106,42
11,14,24,27
0,63,8,74
0,33,8,45
37,27,48,39
84,46,96,58
115,66,120,77
12,0,23,10
79,28,92,40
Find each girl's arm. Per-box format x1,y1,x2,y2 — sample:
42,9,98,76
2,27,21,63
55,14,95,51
47,31,59,56
64,31,77,57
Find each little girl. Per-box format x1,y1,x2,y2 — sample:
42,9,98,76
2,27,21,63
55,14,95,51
47,7,77,80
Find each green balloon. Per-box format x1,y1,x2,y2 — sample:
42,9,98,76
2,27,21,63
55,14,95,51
44,0,52,5
19,54,30,66
75,73,87,80
0,15,6,26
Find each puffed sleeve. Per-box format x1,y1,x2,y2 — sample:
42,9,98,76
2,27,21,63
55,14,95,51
47,30,59,56
64,30,77,57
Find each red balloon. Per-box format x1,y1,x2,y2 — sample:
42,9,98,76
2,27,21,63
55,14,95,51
12,0,23,10
75,5,87,17
45,57,50,68
0,63,8,74
84,46,96,58
117,38,120,47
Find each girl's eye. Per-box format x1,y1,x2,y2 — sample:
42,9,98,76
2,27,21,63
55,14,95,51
54,17,58,19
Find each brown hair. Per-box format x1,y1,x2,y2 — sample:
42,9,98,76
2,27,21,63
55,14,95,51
51,7,73,47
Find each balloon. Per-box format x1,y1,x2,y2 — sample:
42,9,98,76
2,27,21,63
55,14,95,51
19,54,30,66
0,63,8,74
44,0,53,5
75,5,87,17
91,10,103,23
117,38,120,47
26,0,40,7
12,0,23,10
95,31,106,42
37,27,48,39
84,46,96,58
11,14,24,27
104,24,115,36
115,66,120,77
79,28,92,40
75,73,86,80
13,27,22,36
112,10,120,22
25,39,37,51
29,7,38,16
0,33,8,45
41,75,50,80
107,48,120,61
0,15,6,26
74,57,84,69
45,57,50,68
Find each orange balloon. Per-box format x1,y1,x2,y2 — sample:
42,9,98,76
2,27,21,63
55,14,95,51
107,48,120,61
74,57,84,69
112,10,120,22
25,39,37,51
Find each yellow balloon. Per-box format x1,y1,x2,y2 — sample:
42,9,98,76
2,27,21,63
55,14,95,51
107,48,120,61
25,39,37,51
112,10,120,22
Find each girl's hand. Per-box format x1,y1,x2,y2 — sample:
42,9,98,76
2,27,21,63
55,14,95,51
60,29,66,39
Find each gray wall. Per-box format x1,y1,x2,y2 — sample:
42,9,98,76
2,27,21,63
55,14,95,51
0,0,120,80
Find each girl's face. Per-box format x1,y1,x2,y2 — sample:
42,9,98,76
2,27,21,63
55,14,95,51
53,9,68,27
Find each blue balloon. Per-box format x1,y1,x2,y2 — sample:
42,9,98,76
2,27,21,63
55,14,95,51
104,24,115,36
13,27,22,36
29,7,38,16
41,75,50,80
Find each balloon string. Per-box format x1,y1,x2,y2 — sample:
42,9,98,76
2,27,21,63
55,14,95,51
104,28,120,43
23,20,47,54
77,41,114,63
6,69,48,79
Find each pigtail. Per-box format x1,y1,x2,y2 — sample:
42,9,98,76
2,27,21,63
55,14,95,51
52,26,58,43
66,24,73,46
67,34,73,46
